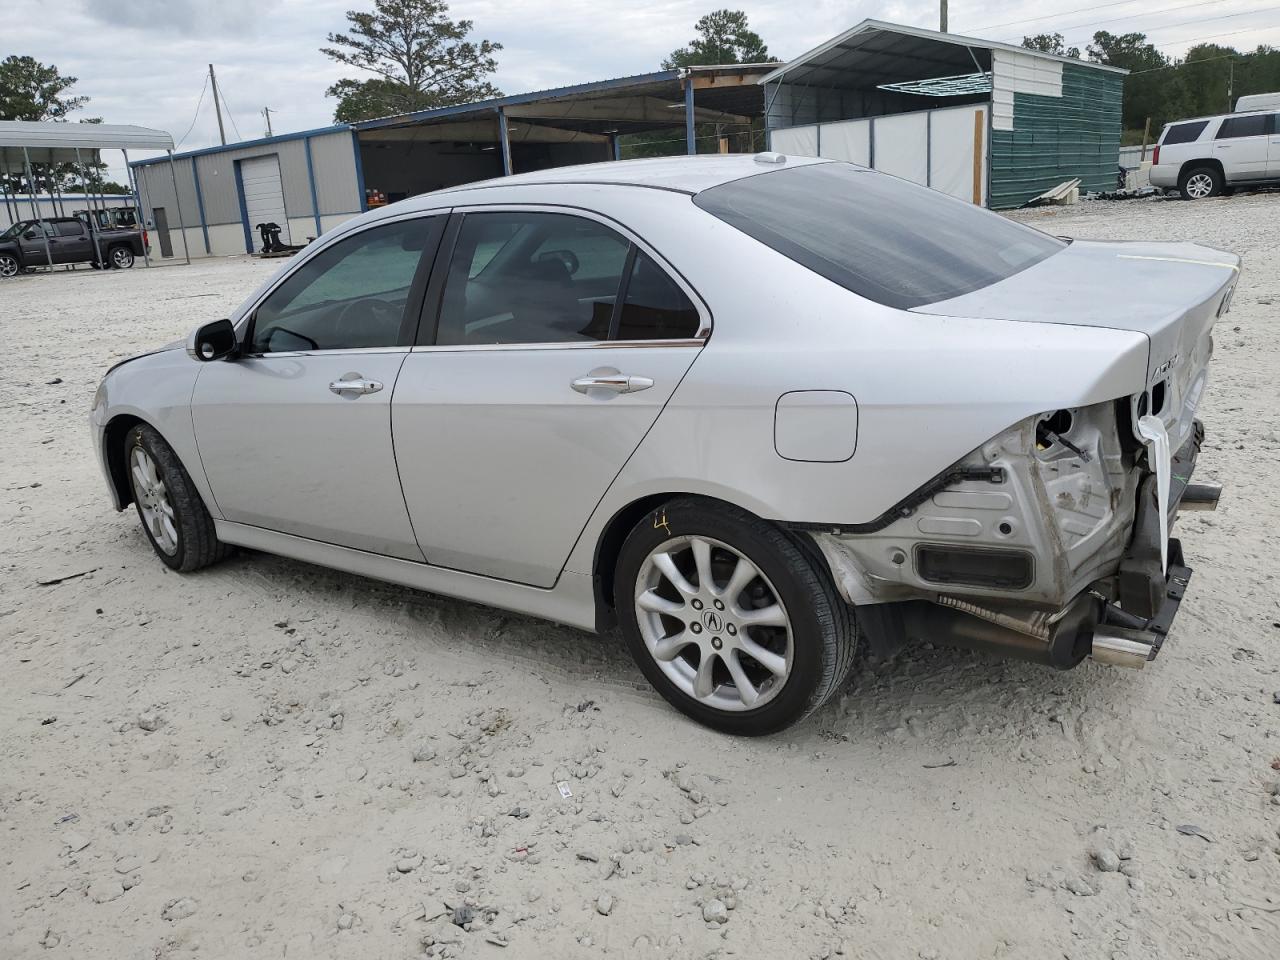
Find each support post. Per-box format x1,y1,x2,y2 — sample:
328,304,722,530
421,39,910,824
191,157,211,254
122,149,151,268
1139,117,1151,164
304,136,323,239
22,147,54,271
610,134,620,161
74,148,104,266
497,108,513,176
166,150,192,264
684,80,696,155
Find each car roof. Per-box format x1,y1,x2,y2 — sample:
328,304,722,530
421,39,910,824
411,154,831,203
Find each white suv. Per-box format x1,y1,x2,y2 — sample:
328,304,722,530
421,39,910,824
1149,110,1280,199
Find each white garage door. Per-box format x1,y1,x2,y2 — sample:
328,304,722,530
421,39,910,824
240,154,290,249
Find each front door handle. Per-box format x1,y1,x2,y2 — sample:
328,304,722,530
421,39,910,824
571,373,654,395
329,376,383,396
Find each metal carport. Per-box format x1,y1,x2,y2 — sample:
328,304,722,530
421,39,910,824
759,20,1126,208
0,121,185,268
350,65,771,206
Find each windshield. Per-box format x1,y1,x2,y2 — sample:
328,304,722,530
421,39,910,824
693,162,1066,309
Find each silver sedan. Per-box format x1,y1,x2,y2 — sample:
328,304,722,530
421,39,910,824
93,155,1235,734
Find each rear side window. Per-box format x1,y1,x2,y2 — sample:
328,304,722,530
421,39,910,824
54,221,84,238
1216,114,1271,139
694,163,1065,310
1162,120,1209,145
615,251,701,340
430,211,702,346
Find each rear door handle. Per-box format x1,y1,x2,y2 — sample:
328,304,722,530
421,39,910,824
329,376,383,396
571,373,654,394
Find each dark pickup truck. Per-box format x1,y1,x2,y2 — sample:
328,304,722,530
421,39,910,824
0,216,147,278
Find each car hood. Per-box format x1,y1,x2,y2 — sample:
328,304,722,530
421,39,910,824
104,341,182,377
915,239,1239,450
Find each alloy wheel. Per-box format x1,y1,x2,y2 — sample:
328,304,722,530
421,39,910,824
130,446,179,555
634,535,793,712
1186,173,1214,199
112,247,134,268
0,255,18,278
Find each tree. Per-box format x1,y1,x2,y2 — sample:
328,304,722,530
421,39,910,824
0,57,118,197
1087,31,1183,131
1021,33,1079,59
322,0,502,121
0,55,88,122
663,9,776,69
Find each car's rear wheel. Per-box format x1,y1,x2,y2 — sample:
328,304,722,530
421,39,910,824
124,423,229,572
0,253,19,278
615,497,856,735
110,245,135,269
1179,166,1222,200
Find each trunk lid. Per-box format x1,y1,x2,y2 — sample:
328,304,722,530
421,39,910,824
915,239,1239,451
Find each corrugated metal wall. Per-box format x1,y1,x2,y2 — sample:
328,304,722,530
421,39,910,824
133,130,363,253
309,132,361,216
988,63,1123,209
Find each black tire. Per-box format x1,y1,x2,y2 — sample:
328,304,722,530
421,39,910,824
1179,165,1222,201
109,245,135,269
615,497,856,735
0,253,19,279
124,423,230,572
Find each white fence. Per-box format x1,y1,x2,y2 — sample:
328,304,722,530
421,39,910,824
768,104,989,205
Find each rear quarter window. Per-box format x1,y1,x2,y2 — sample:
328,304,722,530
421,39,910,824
1216,114,1272,139
693,162,1065,310
1161,120,1210,145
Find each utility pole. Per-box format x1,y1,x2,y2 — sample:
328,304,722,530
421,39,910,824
262,107,275,138
209,64,226,146
1226,58,1234,112
940,0,948,33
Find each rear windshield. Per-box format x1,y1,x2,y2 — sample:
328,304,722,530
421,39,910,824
1162,120,1209,145
693,162,1065,309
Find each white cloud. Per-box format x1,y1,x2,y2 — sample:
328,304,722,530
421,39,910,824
10,0,1280,183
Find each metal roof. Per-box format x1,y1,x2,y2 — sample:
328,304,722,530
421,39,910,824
351,64,772,136
758,19,1127,88
0,121,174,167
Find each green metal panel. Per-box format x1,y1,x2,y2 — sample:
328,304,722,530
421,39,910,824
989,64,1123,209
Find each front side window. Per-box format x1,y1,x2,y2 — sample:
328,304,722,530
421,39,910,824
1216,114,1271,139
1162,120,1209,145
250,217,440,353
435,212,632,346
694,162,1066,310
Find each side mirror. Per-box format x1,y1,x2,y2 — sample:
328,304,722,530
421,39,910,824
23,230,37,240
187,318,238,362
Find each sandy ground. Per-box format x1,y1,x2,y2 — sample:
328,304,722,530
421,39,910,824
2,194,1279,960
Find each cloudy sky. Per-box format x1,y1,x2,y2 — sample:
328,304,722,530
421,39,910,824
10,0,1279,180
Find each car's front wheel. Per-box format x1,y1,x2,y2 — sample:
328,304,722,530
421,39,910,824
110,245,135,269
124,423,229,572
1179,166,1222,200
0,253,19,278
616,497,856,735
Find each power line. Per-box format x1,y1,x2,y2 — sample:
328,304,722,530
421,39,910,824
996,0,1265,43
972,0,1225,33
175,74,210,149
1106,3,1280,35
1150,22,1280,46
1127,51,1238,74
216,85,245,142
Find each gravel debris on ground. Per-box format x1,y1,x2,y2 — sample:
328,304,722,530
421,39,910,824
3,193,1279,958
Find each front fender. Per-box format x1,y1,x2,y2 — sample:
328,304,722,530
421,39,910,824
92,348,218,517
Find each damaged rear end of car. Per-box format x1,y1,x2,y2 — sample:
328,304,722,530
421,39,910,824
807,240,1239,671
